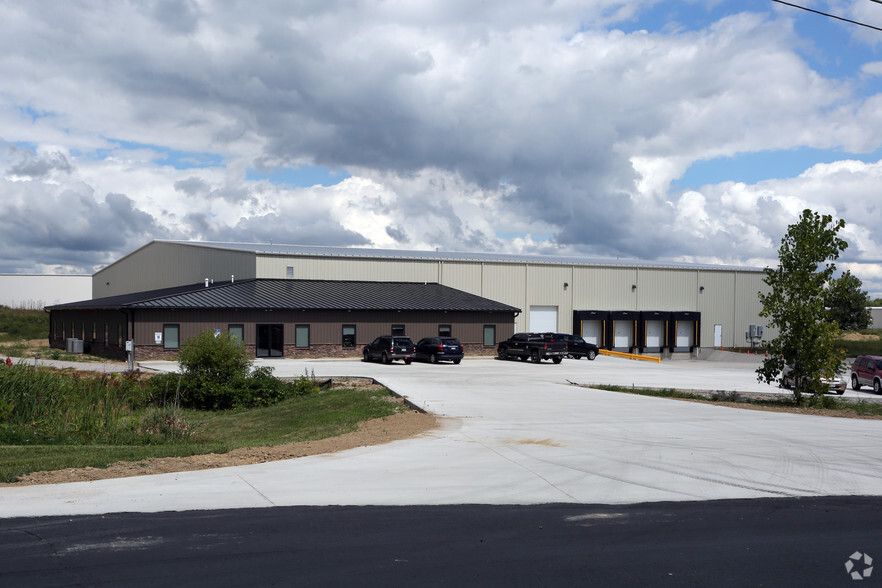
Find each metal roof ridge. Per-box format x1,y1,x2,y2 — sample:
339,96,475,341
154,240,764,272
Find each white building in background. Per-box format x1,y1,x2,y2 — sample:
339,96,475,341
0,274,92,309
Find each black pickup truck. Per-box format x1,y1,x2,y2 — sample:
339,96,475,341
497,332,568,364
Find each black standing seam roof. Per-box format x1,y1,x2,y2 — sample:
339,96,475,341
47,279,522,313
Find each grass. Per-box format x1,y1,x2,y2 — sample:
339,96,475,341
0,386,406,483
590,383,882,415
0,306,49,342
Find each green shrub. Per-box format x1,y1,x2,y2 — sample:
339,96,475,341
168,331,312,410
0,306,49,342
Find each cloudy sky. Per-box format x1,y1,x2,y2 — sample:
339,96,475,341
3,1,882,294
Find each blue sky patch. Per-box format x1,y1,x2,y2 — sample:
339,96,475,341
675,146,882,190
74,140,224,169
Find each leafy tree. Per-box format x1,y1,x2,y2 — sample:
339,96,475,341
825,270,871,331
757,209,847,403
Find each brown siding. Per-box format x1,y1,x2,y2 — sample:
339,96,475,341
50,307,516,360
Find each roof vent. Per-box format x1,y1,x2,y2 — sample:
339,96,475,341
204,278,209,288
231,274,235,283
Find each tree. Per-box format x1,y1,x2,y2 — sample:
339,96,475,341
756,209,847,403
825,270,871,331
178,329,252,386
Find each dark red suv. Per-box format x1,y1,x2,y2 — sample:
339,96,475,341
850,355,882,393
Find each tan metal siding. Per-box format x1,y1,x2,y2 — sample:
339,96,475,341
438,262,483,294
573,266,638,310
526,265,573,331
481,263,526,331
94,242,256,298
734,272,774,343
636,269,698,311
257,255,440,283
696,271,736,347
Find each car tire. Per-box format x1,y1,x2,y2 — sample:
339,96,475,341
453,359,461,365
531,350,541,363
363,350,370,362
875,379,881,395
782,377,791,390
382,352,391,364
404,358,412,365
498,348,508,360
552,356,562,364
852,374,861,391
519,355,527,361
430,353,437,364
587,350,597,360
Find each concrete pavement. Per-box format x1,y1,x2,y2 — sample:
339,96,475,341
3,354,882,518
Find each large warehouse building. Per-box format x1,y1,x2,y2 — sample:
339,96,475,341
48,240,771,360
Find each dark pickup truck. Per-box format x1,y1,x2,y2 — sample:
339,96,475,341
497,332,568,364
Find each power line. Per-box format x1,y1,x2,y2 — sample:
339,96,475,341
771,0,882,32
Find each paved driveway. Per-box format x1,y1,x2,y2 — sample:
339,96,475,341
3,355,882,518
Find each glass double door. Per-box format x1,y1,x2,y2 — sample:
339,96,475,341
256,324,283,357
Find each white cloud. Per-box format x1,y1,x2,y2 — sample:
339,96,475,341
0,0,881,298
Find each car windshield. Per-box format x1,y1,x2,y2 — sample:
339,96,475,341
441,338,460,345
876,360,882,370
393,337,412,345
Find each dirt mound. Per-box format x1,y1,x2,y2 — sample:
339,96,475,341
841,333,880,341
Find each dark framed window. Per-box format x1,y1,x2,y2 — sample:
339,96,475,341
439,324,452,337
295,324,310,348
286,266,294,278
391,324,405,336
342,324,356,347
163,324,180,349
483,325,496,347
228,324,244,343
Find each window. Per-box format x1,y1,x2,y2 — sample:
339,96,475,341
342,324,356,347
286,266,294,278
163,324,180,349
391,324,405,336
295,324,310,348
228,324,244,343
483,325,496,347
439,324,452,337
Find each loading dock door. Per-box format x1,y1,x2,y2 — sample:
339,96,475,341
675,321,694,349
645,321,664,348
581,320,603,346
529,306,558,333
613,320,634,349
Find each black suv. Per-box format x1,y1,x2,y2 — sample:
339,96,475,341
414,337,464,364
543,333,599,360
363,336,415,364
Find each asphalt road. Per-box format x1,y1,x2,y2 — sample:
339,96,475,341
2,496,880,587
